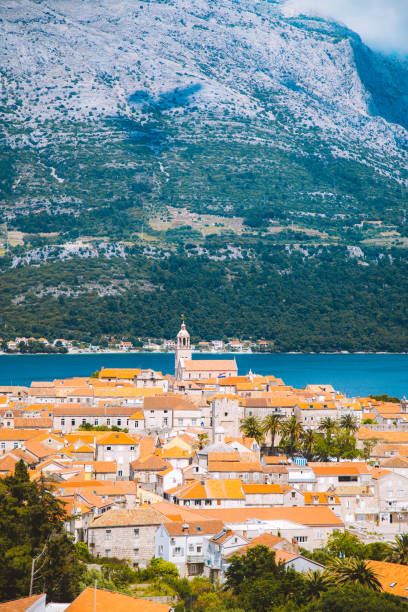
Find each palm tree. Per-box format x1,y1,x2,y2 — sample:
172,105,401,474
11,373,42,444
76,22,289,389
339,414,359,434
303,570,332,601
194,433,209,450
319,417,337,438
262,414,283,452
240,416,264,445
279,416,304,457
301,428,315,461
328,558,382,591
387,533,408,565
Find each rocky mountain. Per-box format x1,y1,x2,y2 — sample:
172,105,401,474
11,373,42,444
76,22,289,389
1,0,408,349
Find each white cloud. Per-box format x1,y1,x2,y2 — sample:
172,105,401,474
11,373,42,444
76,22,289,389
283,0,408,56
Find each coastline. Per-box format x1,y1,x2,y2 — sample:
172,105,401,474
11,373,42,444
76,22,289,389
1,351,407,356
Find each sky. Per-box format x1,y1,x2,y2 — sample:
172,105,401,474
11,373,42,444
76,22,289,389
283,0,408,56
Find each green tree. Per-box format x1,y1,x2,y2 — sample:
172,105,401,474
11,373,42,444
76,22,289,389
303,569,332,601
301,428,315,461
319,417,337,440
194,433,209,450
307,585,408,612
326,530,366,560
0,460,81,602
327,558,382,591
339,414,358,434
387,533,408,565
361,438,377,460
224,545,279,594
262,414,283,452
279,416,304,457
239,416,264,445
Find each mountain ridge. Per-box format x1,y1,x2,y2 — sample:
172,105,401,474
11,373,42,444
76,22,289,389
1,0,408,349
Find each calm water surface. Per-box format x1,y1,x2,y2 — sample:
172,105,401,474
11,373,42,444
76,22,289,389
0,353,407,397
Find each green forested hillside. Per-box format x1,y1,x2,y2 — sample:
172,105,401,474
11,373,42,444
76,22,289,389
1,247,408,351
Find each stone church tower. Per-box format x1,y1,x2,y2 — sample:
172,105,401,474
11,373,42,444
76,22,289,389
175,316,192,371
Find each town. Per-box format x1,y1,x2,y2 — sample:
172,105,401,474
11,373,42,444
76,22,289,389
0,335,270,354
2,320,408,610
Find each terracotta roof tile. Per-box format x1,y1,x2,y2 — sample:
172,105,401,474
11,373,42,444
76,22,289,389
65,587,171,611
367,560,408,598
164,520,224,536
182,359,237,372
0,594,45,611
184,506,344,526
90,507,167,528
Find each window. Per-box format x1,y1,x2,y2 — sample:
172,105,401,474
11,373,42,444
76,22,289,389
163,417,168,426
338,476,358,482
134,421,139,428
159,545,163,554
130,446,135,451
106,446,111,451
0,443,5,450
94,418,99,426
294,536,308,543
189,545,194,552
117,419,121,426
118,470,123,477
178,419,183,426
194,500,202,506
61,418,65,426
13,442,18,449
71,419,75,426
192,419,196,426
196,546,202,553
127,420,129,426
82,419,87,425
224,412,228,417
134,548,139,554
105,530,111,540
105,549,111,556
134,528,139,536
174,547,183,556
107,418,111,426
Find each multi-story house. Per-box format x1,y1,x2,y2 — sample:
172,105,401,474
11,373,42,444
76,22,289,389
95,432,138,478
87,507,166,567
155,520,224,577
53,405,136,432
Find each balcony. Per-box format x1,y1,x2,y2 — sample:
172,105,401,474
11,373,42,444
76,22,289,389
187,555,204,564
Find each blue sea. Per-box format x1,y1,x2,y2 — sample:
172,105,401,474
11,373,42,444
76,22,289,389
0,353,407,398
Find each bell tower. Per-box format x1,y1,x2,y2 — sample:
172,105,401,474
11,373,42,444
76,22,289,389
175,315,192,371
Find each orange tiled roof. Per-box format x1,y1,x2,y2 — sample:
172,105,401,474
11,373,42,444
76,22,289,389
164,520,224,536
208,461,262,472
98,432,137,446
99,368,142,379
224,532,285,558
169,478,245,500
143,395,199,411
182,359,237,371
184,505,344,526
65,587,171,611
358,429,408,443
0,594,45,611
367,560,408,598
0,429,44,441
303,492,340,504
89,507,167,528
